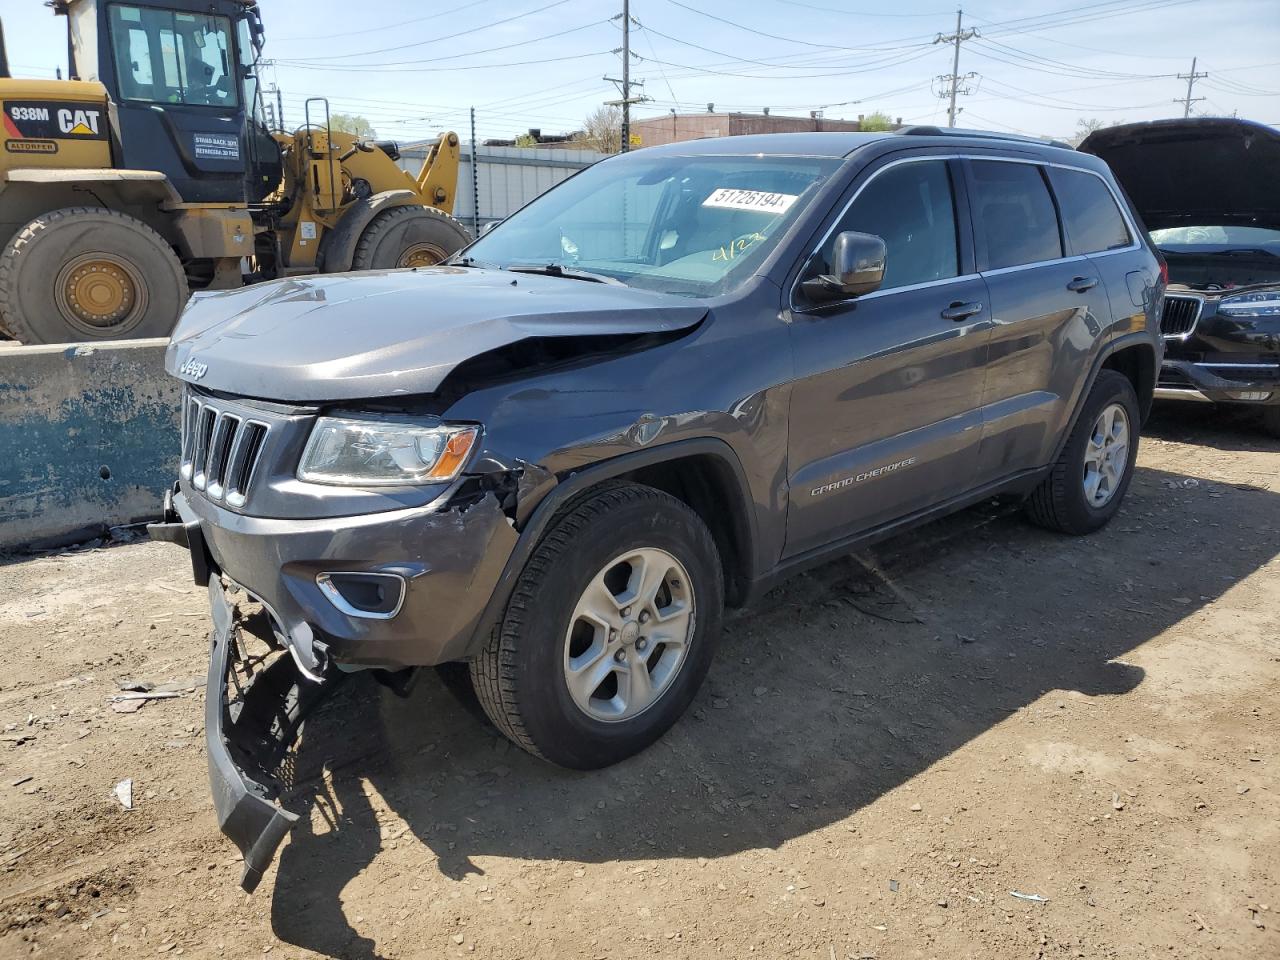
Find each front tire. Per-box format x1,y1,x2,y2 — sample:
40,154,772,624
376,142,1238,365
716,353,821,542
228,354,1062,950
350,206,470,270
471,481,724,769
0,207,188,344
1025,369,1140,534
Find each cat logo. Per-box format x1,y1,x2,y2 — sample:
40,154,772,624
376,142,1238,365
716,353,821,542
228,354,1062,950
57,108,101,137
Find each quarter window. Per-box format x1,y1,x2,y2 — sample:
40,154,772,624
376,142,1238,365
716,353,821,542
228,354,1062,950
814,160,959,291
1048,167,1132,254
970,160,1063,270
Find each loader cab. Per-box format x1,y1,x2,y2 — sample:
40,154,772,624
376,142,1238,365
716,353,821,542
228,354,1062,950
58,0,278,203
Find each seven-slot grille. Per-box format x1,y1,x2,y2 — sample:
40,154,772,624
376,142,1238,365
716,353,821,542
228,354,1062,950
1160,295,1202,338
180,392,269,508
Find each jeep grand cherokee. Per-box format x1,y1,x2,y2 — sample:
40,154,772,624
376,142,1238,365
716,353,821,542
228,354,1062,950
150,127,1164,890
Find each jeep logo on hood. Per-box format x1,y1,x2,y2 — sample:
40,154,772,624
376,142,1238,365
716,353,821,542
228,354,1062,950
179,357,209,381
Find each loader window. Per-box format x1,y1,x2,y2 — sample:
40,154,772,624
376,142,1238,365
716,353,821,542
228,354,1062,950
108,4,238,108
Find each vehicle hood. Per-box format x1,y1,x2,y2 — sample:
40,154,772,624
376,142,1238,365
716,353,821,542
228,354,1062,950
1078,118,1280,232
166,267,708,402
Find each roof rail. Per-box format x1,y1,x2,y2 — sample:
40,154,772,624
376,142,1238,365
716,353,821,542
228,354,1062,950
896,125,1074,151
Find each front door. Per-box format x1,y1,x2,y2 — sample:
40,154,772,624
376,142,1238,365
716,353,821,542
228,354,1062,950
785,157,991,558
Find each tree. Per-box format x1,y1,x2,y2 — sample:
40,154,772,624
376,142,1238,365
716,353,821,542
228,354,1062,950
514,132,538,148
859,110,895,132
330,113,377,139
1070,117,1108,147
576,104,622,154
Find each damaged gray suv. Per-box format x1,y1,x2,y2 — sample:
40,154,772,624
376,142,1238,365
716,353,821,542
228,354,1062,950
150,127,1164,890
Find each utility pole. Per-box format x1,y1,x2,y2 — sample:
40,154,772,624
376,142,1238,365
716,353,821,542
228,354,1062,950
621,0,631,151
265,84,284,132
934,8,978,128
604,0,650,152
1175,57,1208,118
469,107,480,238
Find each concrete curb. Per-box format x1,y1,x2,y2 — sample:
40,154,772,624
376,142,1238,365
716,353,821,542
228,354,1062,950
0,339,179,550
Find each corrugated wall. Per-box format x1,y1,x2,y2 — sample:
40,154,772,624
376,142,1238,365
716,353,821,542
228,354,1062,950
398,144,606,234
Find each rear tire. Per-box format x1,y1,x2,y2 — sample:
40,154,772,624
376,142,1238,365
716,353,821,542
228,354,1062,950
1025,370,1140,535
350,206,471,270
471,481,724,769
0,207,188,344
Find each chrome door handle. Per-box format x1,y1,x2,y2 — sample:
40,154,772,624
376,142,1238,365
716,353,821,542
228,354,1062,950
941,301,983,321
1068,276,1099,293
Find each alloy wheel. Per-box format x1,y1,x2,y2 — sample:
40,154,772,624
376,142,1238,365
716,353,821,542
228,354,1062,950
562,548,695,723
1083,401,1130,508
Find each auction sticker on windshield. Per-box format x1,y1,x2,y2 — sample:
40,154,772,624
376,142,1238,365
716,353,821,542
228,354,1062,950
702,188,798,213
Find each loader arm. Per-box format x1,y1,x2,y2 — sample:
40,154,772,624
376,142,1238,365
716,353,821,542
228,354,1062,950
415,132,461,215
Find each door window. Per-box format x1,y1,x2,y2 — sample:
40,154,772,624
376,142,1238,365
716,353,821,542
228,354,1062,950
811,160,959,291
970,160,1063,270
1047,167,1132,254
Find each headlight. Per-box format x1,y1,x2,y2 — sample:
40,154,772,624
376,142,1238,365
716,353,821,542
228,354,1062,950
1218,292,1280,317
297,417,478,486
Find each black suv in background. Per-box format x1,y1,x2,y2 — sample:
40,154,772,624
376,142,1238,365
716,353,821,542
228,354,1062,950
152,127,1164,890
1081,118,1280,435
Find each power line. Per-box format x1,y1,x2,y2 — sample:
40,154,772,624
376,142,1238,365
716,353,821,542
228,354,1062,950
276,20,610,70
1175,56,1208,117
276,51,610,74
279,0,575,62
934,9,979,127
271,0,488,42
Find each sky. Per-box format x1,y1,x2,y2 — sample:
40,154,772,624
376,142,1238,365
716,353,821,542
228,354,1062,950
5,0,1279,145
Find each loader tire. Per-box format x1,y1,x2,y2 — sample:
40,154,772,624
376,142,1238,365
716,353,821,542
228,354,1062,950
350,205,471,271
0,207,189,345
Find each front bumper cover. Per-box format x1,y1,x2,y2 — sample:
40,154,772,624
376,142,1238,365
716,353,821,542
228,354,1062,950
204,576,342,892
1155,359,1280,405
155,483,518,672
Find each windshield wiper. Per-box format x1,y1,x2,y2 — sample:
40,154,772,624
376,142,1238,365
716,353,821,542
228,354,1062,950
505,263,626,286
452,255,495,268
1220,248,1279,258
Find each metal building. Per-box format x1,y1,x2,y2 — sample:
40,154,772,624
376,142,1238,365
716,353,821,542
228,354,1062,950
398,142,607,236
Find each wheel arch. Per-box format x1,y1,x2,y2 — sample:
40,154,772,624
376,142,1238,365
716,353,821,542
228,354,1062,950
1101,340,1158,424
1050,333,1158,465
464,438,761,657
0,172,187,253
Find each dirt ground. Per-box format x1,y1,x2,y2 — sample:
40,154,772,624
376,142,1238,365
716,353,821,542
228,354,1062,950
1,403,1277,960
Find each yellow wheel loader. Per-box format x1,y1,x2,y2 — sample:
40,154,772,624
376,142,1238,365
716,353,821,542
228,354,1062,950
0,1,469,344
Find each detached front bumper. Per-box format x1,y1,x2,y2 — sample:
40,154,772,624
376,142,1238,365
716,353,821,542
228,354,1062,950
203,576,341,892
1154,359,1280,406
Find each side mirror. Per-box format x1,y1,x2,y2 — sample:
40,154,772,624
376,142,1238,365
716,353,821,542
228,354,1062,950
801,231,886,303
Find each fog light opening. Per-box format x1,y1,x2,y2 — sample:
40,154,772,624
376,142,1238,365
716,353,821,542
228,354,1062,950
316,572,406,620
1227,391,1273,402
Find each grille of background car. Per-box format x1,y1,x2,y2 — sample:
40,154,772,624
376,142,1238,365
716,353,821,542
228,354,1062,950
1160,295,1202,338
179,391,269,508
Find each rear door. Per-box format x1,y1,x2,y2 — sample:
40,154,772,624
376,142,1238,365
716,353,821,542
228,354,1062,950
1045,165,1155,340
784,156,991,557
967,158,1113,485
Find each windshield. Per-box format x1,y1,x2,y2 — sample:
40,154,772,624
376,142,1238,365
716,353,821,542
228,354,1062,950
107,4,238,108
1150,225,1280,254
463,153,842,297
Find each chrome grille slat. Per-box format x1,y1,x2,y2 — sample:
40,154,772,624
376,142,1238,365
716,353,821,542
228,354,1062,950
191,406,216,489
181,389,270,507
1161,295,1201,339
